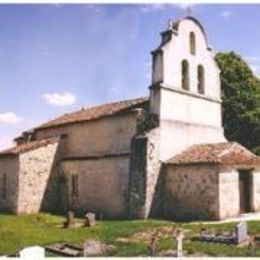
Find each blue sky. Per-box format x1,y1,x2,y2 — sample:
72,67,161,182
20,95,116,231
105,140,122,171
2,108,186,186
0,3,260,148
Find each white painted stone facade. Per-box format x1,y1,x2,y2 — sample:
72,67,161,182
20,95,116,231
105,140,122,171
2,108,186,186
150,17,226,160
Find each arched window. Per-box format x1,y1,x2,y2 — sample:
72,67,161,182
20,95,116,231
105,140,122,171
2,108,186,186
190,32,196,55
182,60,189,90
198,65,205,94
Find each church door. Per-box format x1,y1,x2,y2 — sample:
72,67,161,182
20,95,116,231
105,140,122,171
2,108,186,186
239,170,252,214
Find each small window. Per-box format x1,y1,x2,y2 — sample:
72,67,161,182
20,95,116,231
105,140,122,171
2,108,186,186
71,174,79,197
2,173,6,199
182,60,190,90
198,65,205,94
190,32,196,55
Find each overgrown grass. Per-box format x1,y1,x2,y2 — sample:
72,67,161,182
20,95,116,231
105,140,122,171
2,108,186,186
1,213,260,256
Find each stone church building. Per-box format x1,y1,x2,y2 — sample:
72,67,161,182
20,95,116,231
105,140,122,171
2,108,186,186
0,16,259,221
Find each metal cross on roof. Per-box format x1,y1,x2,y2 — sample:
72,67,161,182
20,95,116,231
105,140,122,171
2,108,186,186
185,5,193,16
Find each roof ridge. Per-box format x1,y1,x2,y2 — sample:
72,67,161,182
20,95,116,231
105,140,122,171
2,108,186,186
75,96,148,112
21,96,149,132
217,142,237,159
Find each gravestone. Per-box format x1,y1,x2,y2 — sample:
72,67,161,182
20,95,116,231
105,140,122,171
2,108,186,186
20,246,45,259
236,221,249,244
83,240,103,256
85,212,96,227
149,234,158,256
64,211,76,228
176,229,184,257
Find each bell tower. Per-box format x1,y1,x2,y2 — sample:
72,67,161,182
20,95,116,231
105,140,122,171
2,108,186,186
149,16,226,160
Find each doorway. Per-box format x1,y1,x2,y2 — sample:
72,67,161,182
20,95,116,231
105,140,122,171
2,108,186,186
239,170,252,213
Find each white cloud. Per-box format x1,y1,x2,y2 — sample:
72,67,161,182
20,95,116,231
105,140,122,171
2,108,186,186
0,112,22,124
140,4,168,13
220,11,232,18
43,92,77,106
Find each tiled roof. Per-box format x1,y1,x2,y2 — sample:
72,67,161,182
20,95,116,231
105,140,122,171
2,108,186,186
0,137,59,156
35,97,149,130
167,142,260,166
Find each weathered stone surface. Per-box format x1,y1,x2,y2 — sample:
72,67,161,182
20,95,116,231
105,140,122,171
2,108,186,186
129,127,160,219
61,157,130,219
17,141,60,214
20,246,45,259
0,157,19,213
103,244,117,256
35,114,138,158
176,229,184,257
164,164,219,220
236,221,249,244
218,167,240,219
64,211,76,228
85,212,96,227
83,240,104,256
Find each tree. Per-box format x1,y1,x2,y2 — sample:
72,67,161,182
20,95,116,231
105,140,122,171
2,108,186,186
215,51,260,154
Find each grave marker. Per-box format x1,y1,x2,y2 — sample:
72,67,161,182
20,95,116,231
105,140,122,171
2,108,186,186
85,212,96,227
176,229,184,257
236,221,249,244
83,240,103,256
20,246,45,259
64,211,75,228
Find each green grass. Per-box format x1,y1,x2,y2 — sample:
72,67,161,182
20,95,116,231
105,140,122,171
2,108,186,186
1,213,260,256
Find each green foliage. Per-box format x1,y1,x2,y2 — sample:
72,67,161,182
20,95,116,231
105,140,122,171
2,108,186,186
215,52,260,154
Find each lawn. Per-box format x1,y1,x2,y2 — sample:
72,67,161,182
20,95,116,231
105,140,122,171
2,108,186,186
1,213,260,256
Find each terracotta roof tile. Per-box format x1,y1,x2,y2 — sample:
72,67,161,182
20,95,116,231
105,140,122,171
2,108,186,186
35,97,149,130
167,142,260,166
0,137,59,156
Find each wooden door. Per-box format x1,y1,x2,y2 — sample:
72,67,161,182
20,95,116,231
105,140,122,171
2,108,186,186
239,170,252,213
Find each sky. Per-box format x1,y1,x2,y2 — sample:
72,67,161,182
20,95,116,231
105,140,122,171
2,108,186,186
0,3,260,149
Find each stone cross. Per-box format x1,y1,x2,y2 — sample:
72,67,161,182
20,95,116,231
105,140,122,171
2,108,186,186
176,229,184,257
235,221,249,244
20,246,45,259
186,6,192,16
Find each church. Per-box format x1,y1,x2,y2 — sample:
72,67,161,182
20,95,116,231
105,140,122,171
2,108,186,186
0,16,259,221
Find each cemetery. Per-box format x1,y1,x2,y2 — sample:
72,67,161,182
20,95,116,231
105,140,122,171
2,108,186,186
2,213,260,256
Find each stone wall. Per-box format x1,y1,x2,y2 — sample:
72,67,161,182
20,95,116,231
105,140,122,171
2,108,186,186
129,128,160,219
17,141,60,213
164,164,220,220
34,114,137,158
0,156,19,213
252,170,260,212
218,167,240,219
60,156,130,219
